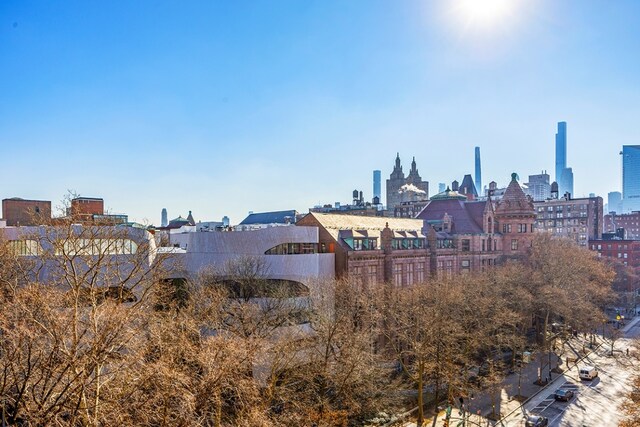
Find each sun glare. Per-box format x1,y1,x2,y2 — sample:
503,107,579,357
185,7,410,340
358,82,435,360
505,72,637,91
454,0,515,28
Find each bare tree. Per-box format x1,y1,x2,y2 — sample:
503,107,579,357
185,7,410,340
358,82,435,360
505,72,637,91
0,216,172,425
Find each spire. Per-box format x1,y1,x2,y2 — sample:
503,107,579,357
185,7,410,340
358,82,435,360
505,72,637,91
395,153,401,168
411,156,417,172
186,210,196,226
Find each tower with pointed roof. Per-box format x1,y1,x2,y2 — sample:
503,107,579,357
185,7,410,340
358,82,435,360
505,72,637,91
386,153,429,212
494,173,536,257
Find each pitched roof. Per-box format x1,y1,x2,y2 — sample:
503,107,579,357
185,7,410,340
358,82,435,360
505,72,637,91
416,199,487,234
495,173,534,215
239,210,298,225
459,174,478,197
301,212,424,240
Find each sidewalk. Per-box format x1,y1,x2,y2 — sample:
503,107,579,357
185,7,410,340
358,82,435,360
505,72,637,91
399,315,640,427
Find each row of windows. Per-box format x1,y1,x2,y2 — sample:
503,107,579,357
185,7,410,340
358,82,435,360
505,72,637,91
8,238,139,256
392,238,426,250
265,243,322,255
55,239,139,256
503,224,533,233
538,204,588,212
8,240,41,256
392,263,426,287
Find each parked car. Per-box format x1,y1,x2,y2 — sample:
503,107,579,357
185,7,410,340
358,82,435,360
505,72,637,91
554,388,574,401
525,414,549,427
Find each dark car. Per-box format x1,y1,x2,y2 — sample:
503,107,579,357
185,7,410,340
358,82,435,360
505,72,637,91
554,388,575,401
525,414,549,427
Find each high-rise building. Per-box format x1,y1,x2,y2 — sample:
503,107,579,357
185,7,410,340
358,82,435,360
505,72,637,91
555,122,574,197
438,183,446,193
161,208,168,227
534,195,603,247
475,147,482,196
526,172,551,201
608,191,622,214
373,170,381,201
622,145,640,213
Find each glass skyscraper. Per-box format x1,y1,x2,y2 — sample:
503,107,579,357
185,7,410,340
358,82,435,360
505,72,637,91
373,170,381,201
555,122,574,197
622,145,640,212
475,146,482,196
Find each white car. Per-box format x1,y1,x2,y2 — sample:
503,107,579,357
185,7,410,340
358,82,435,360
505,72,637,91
579,366,598,380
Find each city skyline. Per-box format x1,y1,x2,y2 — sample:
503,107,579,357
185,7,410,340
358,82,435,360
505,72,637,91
1,1,639,224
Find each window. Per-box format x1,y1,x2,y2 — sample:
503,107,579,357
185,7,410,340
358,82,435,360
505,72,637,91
54,238,138,256
9,239,41,256
511,239,518,251
368,265,378,283
461,239,470,252
394,264,403,287
482,240,486,252
265,243,320,255
416,263,424,283
406,264,414,285
503,224,512,233
461,259,470,269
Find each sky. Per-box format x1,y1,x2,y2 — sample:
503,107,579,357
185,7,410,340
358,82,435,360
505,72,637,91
1,0,639,225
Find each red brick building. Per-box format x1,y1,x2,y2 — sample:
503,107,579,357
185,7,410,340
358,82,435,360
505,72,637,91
589,239,640,292
1,198,51,226
298,174,536,283
604,211,640,240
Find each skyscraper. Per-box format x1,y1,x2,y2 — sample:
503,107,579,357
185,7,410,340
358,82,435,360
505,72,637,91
474,147,482,196
526,172,551,201
373,170,381,201
555,122,574,197
161,208,168,227
622,145,640,212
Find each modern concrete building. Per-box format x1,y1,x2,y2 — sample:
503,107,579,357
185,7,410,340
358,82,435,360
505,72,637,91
167,225,334,288
386,154,428,211
534,195,603,246
622,145,640,213
1,197,51,226
555,122,574,197
0,223,157,297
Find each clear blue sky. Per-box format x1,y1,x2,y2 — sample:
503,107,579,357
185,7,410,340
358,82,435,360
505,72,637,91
1,0,639,224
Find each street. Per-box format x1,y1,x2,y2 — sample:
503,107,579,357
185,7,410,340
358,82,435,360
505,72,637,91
501,319,640,426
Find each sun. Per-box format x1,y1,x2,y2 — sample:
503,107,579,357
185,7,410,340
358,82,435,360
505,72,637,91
453,0,515,28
